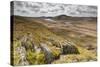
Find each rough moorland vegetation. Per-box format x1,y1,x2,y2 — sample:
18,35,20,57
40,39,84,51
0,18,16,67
11,16,97,66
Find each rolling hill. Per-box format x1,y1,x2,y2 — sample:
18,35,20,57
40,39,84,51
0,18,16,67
11,15,97,66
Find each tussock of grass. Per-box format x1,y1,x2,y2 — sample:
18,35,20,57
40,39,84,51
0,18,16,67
26,50,45,64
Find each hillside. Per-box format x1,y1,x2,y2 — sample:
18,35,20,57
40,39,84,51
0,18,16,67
11,15,97,66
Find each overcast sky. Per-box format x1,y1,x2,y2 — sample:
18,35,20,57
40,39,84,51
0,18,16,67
13,1,97,17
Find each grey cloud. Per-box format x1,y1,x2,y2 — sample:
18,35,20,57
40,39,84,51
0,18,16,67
13,1,97,17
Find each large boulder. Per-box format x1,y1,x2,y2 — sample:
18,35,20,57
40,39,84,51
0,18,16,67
61,41,79,54
40,43,54,64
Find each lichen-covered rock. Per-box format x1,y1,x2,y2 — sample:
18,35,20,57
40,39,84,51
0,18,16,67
13,40,22,65
13,40,29,66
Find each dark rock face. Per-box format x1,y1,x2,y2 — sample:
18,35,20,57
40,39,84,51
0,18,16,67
62,45,79,54
59,41,80,54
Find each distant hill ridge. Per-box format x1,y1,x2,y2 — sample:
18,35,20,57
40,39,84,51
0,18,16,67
11,15,97,21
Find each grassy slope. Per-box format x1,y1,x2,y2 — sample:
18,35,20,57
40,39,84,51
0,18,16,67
12,16,66,65
12,16,97,65
13,16,66,45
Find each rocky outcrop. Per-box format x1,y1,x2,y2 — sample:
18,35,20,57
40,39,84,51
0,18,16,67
61,41,79,54
13,33,79,65
16,46,29,65
13,40,29,66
